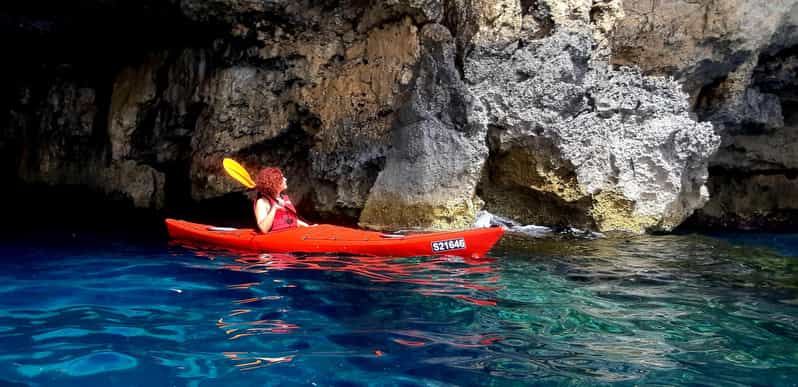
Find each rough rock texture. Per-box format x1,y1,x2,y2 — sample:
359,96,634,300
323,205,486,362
4,0,795,233
613,0,798,98
691,48,798,229
6,69,167,210
160,0,490,229
359,24,488,230
466,24,719,233
613,0,798,230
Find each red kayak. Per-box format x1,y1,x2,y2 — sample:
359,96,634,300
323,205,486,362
165,218,504,257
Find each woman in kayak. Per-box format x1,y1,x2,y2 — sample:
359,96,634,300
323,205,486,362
254,167,310,233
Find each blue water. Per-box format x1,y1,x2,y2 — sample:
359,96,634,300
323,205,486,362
0,232,797,386
703,232,798,257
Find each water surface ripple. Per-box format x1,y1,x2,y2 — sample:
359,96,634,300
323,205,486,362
0,232,796,386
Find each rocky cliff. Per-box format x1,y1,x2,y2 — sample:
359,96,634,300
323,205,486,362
1,0,795,233
613,0,798,230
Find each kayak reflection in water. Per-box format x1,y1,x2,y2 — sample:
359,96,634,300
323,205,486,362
254,167,311,233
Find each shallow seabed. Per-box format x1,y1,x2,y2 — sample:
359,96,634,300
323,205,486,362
0,231,796,386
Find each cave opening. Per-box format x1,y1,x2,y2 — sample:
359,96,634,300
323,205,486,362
0,1,228,232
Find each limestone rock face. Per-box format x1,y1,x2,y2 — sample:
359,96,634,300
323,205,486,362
613,0,798,229
694,173,798,230
108,53,163,162
190,65,298,200
297,16,422,217
439,0,720,233
467,25,719,232
613,0,798,96
359,24,488,230
108,1,444,222
9,74,166,209
5,0,795,232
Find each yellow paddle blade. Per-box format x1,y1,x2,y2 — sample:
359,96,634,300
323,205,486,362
223,158,256,189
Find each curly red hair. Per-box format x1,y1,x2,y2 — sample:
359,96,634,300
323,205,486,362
255,167,284,198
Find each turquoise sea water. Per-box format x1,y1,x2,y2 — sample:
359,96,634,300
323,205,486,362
0,231,796,386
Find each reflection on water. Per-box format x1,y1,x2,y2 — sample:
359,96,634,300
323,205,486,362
0,232,795,386
194,250,504,373
220,252,500,302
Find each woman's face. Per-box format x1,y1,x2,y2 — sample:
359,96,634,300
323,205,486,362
281,176,288,191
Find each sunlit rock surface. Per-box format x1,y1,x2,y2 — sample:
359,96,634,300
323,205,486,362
613,0,798,230
1,0,795,232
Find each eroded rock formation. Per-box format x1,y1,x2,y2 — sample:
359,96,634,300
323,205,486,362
1,0,795,232
613,0,798,230
360,23,488,230
455,0,719,232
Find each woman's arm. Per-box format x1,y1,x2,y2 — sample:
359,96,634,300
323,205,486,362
255,198,279,233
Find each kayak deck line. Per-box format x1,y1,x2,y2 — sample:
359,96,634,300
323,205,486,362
208,226,238,232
